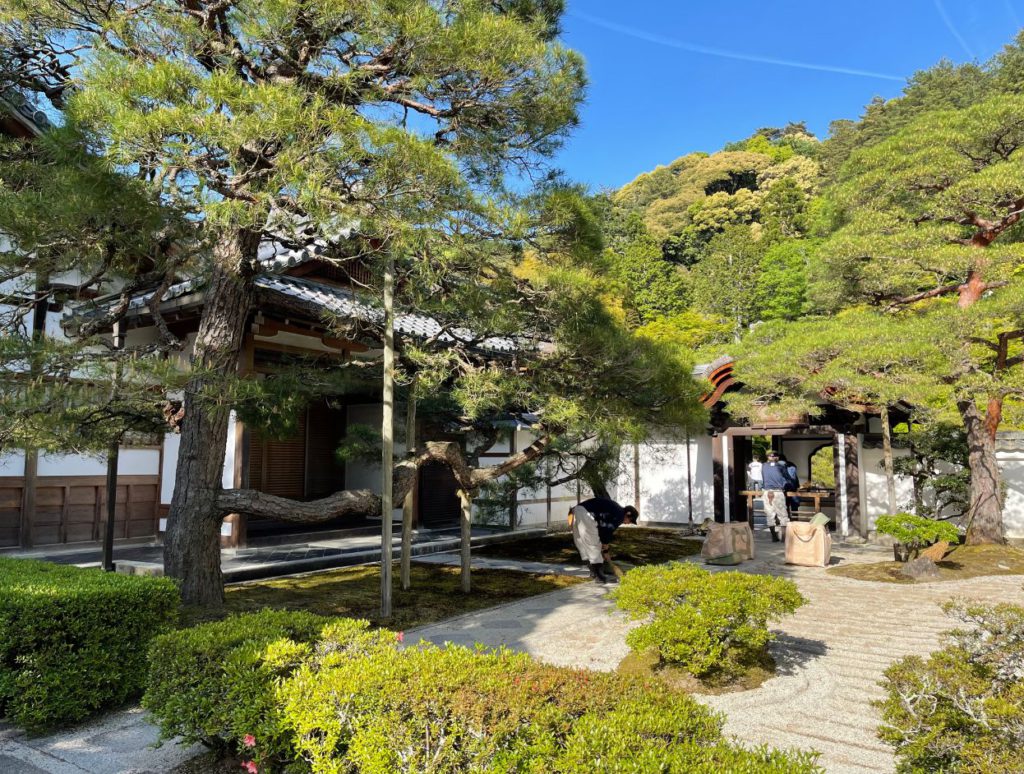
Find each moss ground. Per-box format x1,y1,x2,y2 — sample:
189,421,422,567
828,544,1024,584
182,562,583,629
476,526,702,567
617,648,776,695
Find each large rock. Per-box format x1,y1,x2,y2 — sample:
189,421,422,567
899,556,941,581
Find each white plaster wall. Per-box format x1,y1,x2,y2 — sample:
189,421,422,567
344,404,405,522
860,444,915,530
37,448,160,477
511,428,548,527
777,438,832,484
161,433,180,504
616,434,712,525
997,443,1024,540
0,450,25,477
44,309,69,341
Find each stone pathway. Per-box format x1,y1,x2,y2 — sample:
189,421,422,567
411,535,1024,774
0,707,201,774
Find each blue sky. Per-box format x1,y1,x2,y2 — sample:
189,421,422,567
555,1,1023,190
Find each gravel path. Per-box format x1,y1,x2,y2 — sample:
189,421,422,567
411,535,1024,774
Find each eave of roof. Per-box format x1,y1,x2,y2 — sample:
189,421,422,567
79,240,521,354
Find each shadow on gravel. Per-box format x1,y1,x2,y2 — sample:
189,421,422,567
770,632,829,677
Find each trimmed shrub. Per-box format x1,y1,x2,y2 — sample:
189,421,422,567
143,610,394,768
612,562,806,679
875,513,960,559
146,611,821,772
877,600,1024,773
0,557,179,732
281,643,822,773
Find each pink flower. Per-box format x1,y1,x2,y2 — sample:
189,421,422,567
241,762,258,774
396,631,405,643
243,735,256,748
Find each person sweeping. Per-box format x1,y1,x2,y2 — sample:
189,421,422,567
569,497,638,583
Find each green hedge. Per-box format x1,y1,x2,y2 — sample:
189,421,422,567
144,609,393,763
0,557,179,732
612,562,806,679
145,611,822,773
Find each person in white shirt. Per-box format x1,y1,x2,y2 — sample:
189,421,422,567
747,458,763,490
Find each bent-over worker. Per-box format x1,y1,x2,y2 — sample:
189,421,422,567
569,497,638,583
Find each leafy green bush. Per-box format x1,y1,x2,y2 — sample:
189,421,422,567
145,611,820,772
282,642,821,773
143,610,393,768
0,557,179,732
877,600,1024,774
612,562,805,679
875,513,960,558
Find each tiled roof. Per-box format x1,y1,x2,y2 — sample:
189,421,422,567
103,241,518,353
693,355,733,379
256,274,518,353
0,91,50,135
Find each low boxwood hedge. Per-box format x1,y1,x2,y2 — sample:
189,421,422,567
145,610,822,773
0,557,179,732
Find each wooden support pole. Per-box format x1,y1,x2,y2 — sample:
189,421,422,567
380,256,395,619
880,405,897,515
459,488,472,594
102,443,120,571
102,321,125,572
400,381,416,591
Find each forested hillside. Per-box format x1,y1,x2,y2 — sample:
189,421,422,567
593,31,1024,543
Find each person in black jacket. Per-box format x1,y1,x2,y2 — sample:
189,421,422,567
569,497,639,583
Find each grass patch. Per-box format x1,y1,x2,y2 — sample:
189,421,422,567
617,648,776,696
477,526,702,566
828,544,1024,584
182,562,582,629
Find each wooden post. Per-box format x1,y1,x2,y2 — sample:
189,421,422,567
19,450,36,548
380,255,395,619
880,405,897,515
632,442,640,509
102,321,125,571
711,433,724,523
722,433,732,523
102,443,120,571
400,381,416,591
684,431,694,524
459,488,472,594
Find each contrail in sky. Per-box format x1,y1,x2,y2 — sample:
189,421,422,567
569,10,905,82
933,0,977,58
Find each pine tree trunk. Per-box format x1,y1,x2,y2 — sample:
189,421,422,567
164,232,258,606
958,399,1005,545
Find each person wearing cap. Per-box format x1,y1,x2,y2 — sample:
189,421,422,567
761,451,792,542
569,497,639,583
